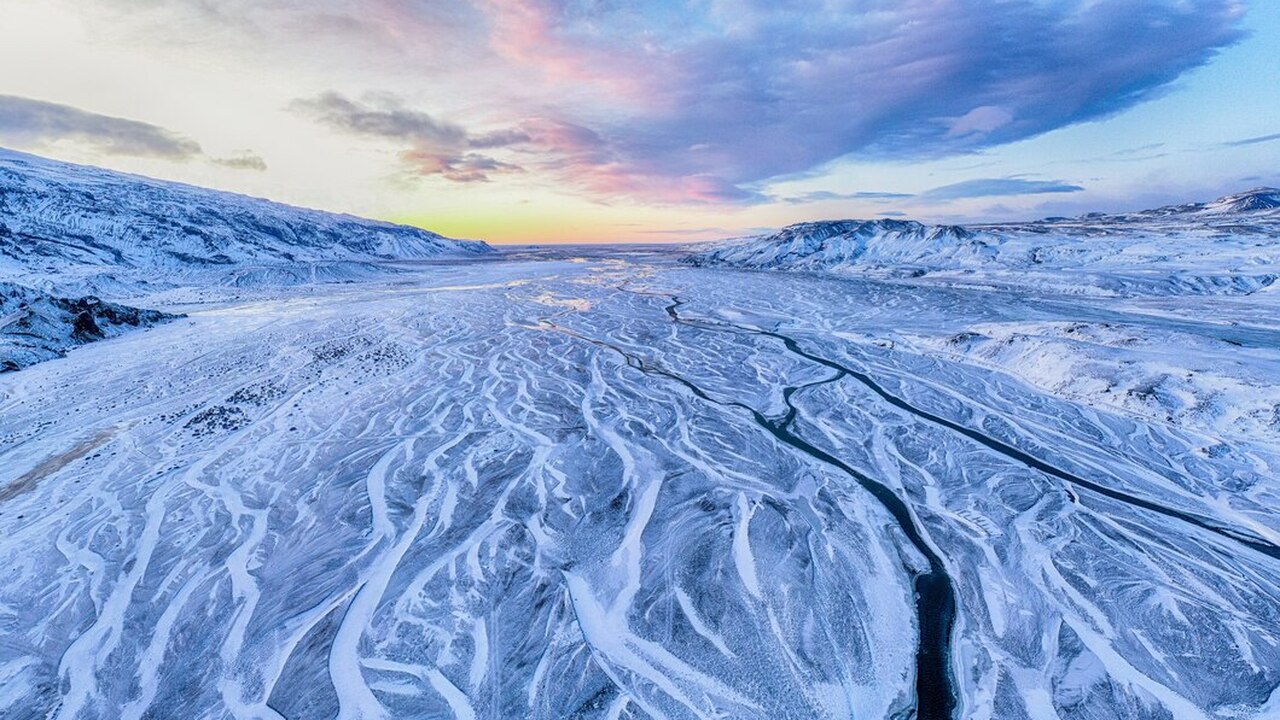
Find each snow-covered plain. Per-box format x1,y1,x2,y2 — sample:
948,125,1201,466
1,152,1279,719
1,250,1278,719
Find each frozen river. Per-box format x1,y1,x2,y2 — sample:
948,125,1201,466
2,249,1278,719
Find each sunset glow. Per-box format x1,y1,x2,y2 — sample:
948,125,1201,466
1,0,1277,243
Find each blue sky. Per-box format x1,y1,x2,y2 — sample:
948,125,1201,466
0,0,1276,242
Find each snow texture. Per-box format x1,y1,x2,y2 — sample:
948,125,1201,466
686,189,1280,298
0,153,1278,720
0,147,491,296
0,282,177,371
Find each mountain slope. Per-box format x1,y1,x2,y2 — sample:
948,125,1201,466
1197,187,1280,214
686,189,1280,296
0,147,490,287
0,147,492,370
685,219,992,274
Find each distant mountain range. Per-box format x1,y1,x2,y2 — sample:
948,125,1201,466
3,145,1279,371
685,188,1280,296
1174,187,1280,214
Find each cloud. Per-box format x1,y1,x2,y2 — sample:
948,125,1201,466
469,128,532,149
922,178,1085,200
0,94,267,171
944,106,1015,138
289,92,755,196
212,1,1245,204
1224,132,1280,147
290,92,524,182
781,190,915,205
400,149,522,183
290,92,469,148
463,0,1244,203
212,153,268,171
0,94,202,160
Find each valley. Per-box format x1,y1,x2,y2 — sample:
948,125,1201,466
2,250,1278,719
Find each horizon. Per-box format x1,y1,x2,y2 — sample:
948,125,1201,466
5,142,1279,247
1,1,1278,244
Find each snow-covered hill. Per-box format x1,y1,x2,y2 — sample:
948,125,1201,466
687,219,991,272
0,282,177,371
0,147,491,293
686,189,1280,296
0,148,492,367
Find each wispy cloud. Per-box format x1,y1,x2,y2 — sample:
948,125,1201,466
454,0,1243,202
290,92,469,148
1224,132,1280,147
0,94,202,160
922,178,1085,200
290,92,524,182
781,190,915,205
0,94,265,170
399,149,522,183
211,153,268,171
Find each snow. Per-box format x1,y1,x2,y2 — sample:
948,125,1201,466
0,282,177,371
0,154,1278,719
686,188,1280,299
893,318,1280,443
0,146,490,297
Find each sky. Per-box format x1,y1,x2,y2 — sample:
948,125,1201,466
0,0,1277,244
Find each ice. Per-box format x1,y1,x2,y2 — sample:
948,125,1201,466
2,254,1276,718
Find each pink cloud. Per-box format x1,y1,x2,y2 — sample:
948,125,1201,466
288,0,1246,206
474,0,674,105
